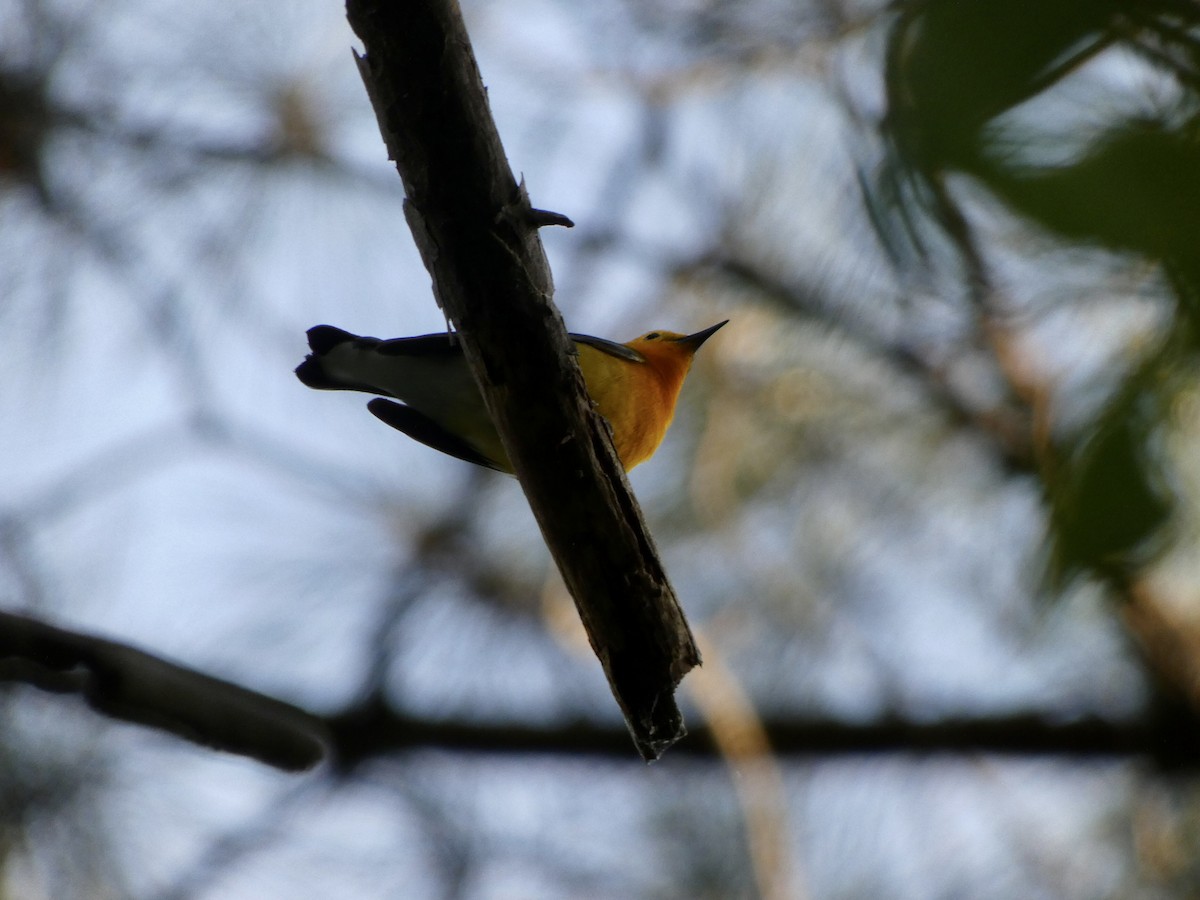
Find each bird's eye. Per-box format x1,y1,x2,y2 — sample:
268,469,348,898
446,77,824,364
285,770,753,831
645,332,661,340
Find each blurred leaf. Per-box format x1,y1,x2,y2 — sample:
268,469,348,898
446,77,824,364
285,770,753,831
872,0,1200,292
0,67,52,201
876,2,1200,588
1045,352,1178,586
991,116,1200,261
868,0,1120,271
886,0,1119,173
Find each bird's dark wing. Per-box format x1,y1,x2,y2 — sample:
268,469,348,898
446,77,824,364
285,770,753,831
374,333,462,357
310,326,642,362
313,326,642,362
570,333,645,363
306,325,462,358
366,398,504,472
375,331,645,363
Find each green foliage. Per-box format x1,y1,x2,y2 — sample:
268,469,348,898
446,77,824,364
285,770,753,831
873,0,1200,588
886,0,1121,173
991,119,1200,261
1044,350,1178,586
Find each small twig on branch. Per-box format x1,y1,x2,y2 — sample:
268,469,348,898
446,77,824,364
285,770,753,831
519,206,575,229
0,611,327,771
344,0,699,759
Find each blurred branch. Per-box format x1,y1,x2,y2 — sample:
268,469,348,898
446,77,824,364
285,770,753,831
677,251,1037,471
6,608,1197,772
1120,576,1200,729
687,633,800,900
345,0,699,760
152,780,320,900
0,611,327,772
61,104,403,192
326,698,1200,767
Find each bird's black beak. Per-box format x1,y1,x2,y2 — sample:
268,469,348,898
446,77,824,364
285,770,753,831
675,320,729,350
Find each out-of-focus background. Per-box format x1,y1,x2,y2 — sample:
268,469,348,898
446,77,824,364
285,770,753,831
4,0,1200,897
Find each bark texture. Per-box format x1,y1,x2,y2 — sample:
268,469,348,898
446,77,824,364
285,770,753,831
345,0,700,759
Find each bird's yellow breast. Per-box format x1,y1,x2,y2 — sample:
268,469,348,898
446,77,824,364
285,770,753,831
577,342,688,470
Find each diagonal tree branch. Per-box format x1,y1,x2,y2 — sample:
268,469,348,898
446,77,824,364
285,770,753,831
344,0,699,759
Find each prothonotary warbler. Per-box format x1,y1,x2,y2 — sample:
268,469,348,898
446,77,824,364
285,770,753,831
296,321,727,473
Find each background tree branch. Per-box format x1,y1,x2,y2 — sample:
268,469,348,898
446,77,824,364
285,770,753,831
343,0,700,760
0,611,327,771
325,698,1200,767
7,607,1198,771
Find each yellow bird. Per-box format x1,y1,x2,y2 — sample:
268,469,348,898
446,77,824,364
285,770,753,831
296,321,727,473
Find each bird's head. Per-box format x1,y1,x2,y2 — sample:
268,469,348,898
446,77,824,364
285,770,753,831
625,320,728,378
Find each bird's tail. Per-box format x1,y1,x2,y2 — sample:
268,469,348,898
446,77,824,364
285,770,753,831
295,326,386,394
